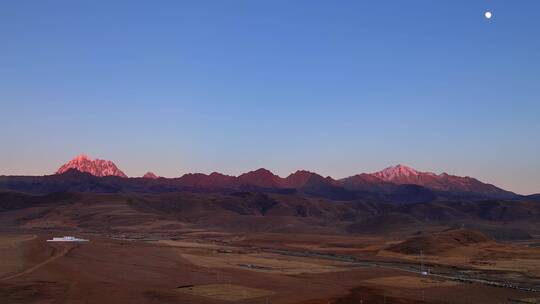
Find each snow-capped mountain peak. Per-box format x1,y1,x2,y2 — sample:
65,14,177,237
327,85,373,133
56,154,127,178
372,164,421,181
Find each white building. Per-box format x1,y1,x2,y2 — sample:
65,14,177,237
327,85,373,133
47,236,89,242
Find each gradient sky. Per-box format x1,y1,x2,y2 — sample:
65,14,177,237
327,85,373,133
1,1,539,194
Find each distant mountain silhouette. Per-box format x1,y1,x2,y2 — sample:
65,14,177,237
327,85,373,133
238,168,286,189
0,155,521,201
338,173,396,193
284,170,324,188
142,172,158,179
366,164,514,199
177,172,237,189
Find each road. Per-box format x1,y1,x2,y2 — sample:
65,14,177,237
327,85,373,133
258,246,540,293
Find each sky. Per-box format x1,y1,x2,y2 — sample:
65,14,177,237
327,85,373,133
1,1,539,194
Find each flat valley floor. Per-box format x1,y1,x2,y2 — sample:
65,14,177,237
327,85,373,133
1,230,539,304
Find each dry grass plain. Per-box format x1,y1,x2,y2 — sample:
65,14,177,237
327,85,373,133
0,230,538,303
361,276,459,289
378,241,540,277
0,235,37,277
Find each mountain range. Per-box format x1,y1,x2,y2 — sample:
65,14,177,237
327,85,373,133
0,154,522,202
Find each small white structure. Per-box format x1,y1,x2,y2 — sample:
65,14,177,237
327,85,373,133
47,236,88,242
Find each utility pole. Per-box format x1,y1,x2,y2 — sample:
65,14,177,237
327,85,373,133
420,249,424,274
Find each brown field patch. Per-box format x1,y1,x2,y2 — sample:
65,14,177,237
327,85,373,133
177,283,273,301
362,275,458,289
158,239,224,249
178,251,350,275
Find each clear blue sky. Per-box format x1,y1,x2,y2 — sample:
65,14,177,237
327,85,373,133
1,1,539,194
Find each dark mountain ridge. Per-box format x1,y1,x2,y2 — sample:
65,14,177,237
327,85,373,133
0,167,519,203
0,156,521,202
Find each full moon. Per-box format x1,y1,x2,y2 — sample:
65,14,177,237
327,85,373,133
485,11,493,19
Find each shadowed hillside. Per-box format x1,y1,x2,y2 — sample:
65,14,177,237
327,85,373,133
387,229,492,255
1,191,539,237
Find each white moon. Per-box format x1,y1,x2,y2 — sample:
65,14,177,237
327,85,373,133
485,11,493,19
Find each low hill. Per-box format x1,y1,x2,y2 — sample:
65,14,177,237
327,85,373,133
454,223,533,241
387,229,491,255
523,193,540,202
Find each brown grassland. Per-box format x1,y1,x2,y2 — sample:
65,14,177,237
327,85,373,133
1,230,539,304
